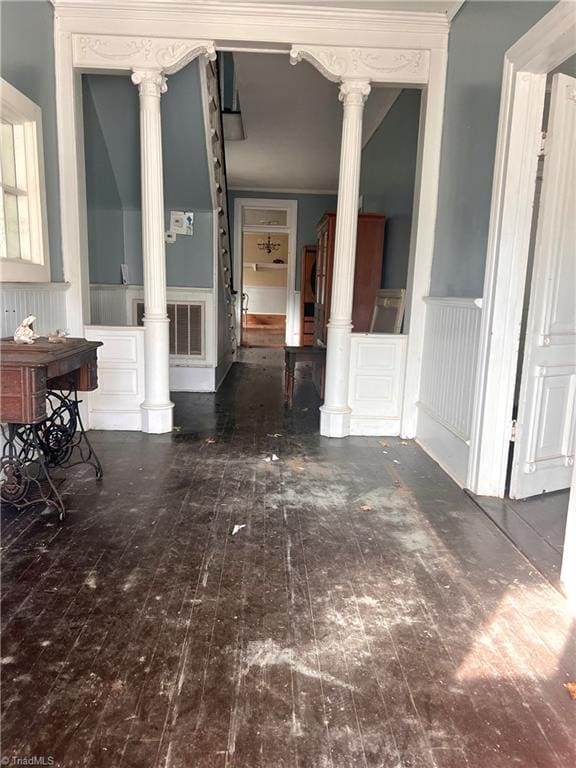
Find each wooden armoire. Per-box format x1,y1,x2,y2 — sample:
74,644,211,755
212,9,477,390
314,212,386,346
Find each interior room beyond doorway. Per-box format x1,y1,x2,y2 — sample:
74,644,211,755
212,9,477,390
242,228,288,348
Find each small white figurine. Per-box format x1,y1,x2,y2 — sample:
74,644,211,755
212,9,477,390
14,315,40,345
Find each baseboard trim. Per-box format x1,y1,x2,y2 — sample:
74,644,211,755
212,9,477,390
349,415,401,436
416,407,469,487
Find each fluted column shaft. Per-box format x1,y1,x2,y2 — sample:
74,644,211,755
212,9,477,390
320,79,370,438
132,68,174,434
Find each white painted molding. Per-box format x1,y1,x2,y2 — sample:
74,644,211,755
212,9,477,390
400,46,448,439
72,34,216,74
348,333,407,437
0,78,51,283
0,281,70,291
228,186,338,195
423,296,483,309
54,0,449,445
1,282,69,337
290,45,429,85
418,295,482,449
468,1,576,498
233,197,298,347
85,325,145,431
54,3,451,46
55,24,91,334
416,407,470,488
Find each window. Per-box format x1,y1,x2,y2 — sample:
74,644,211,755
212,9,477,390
242,207,288,227
0,78,50,282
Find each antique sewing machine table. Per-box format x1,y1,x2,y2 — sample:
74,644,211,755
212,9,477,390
0,337,103,519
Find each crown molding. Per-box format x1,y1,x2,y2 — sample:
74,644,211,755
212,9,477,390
52,1,450,43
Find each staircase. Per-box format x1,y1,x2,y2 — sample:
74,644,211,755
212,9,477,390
200,56,237,379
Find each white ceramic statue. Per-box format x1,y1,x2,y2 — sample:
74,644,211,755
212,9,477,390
14,315,40,345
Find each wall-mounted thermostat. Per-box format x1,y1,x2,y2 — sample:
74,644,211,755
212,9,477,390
170,210,194,236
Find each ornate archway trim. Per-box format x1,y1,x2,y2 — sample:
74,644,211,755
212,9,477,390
72,34,216,74
289,44,429,85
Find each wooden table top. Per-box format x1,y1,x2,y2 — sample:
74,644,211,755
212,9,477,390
0,338,102,368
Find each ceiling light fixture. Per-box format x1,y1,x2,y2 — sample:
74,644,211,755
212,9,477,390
257,233,281,254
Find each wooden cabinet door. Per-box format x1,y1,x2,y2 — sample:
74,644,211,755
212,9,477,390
352,214,386,332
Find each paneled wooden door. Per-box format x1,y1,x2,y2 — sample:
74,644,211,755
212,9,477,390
510,74,576,499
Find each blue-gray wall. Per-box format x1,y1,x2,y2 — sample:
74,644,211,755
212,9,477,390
0,0,63,281
360,89,421,289
228,190,338,289
430,0,555,297
83,61,214,288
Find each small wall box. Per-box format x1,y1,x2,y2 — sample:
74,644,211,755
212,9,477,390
165,231,176,244
170,211,194,236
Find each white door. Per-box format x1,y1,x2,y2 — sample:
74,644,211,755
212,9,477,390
510,74,576,500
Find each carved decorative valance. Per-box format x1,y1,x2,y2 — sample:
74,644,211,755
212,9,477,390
72,34,216,74
290,45,429,85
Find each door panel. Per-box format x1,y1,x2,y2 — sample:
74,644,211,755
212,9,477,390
510,74,576,499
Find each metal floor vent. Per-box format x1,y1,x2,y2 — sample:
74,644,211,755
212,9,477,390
135,301,203,356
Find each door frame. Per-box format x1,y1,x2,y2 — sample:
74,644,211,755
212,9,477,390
467,2,576,498
233,197,298,346
53,0,449,438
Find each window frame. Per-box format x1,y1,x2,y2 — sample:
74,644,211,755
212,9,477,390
0,78,50,283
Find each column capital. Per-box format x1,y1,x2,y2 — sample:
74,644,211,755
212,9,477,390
131,68,168,97
339,79,371,105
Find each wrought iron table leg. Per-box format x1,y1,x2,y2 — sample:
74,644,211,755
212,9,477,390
0,423,66,520
35,386,103,481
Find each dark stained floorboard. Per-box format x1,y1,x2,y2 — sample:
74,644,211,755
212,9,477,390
1,350,575,767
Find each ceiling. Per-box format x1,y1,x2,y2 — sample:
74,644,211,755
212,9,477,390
226,52,404,192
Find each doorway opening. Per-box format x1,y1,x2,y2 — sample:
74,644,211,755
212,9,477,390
235,201,296,348
476,57,576,589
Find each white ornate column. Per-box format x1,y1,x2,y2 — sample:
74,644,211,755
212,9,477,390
131,68,174,434
320,79,371,437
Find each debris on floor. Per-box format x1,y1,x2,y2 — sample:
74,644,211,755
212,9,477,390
206,437,217,444
231,524,246,536
563,682,576,700
360,504,372,511
264,454,280,463
267,433,283,438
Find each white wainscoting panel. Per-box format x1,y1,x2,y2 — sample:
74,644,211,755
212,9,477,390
85,325,144,431
348,333,408,436
1,282,69,337
244,285,287,316
89,284,128,326
90,284,219,392
417,297,482,486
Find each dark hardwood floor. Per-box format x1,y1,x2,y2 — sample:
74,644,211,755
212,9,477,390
471,490,569,589
1,351,575,767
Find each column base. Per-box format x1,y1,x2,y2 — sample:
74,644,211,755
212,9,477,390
141,401,174,434
319,405,352,438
